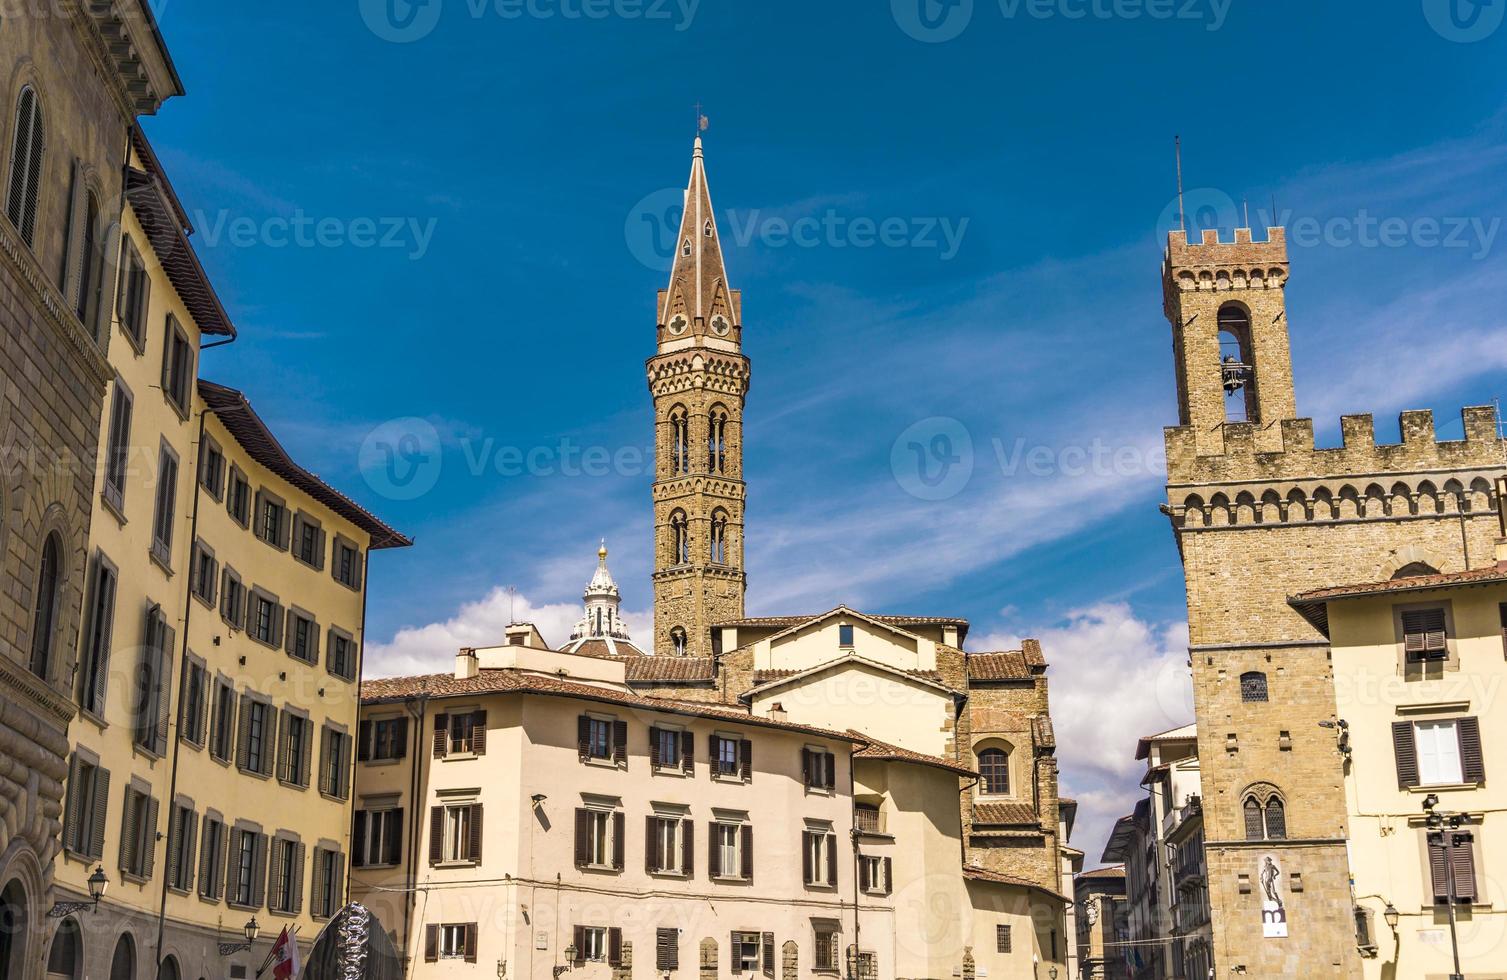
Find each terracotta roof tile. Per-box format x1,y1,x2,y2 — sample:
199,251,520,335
362,669,850,742
752,667,946,686
967,651,1037,681
1077,866,1127,881
125,167,235,338
625,657,715,683
972,802,1041,827
963,867,1069,903
717,613,970,630
1291,564,1507,604
851,731,977,777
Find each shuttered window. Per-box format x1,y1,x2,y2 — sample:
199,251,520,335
210,679,237,762
198,815,226,900
166,803,198,893
647,815,690,875
150,444,179,568
133,605,176,756
353,808,404,868
1427,830,1478,904
161,316,193,416
5,86,44,246
266,836,306,915
431,803,484,864
802,830,838,888
802,749,837,790
63,754,109,860
1402,608,1448,660
311,847,345,920
227,827,267,910
77,552,118,718
102,383,133,512
1398,717,1485,787
657,928,679,971
117,234,151,349
179,660,209,748
118,786,158,880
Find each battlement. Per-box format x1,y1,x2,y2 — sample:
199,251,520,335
1165,407,1505,531
1166,227,1289,270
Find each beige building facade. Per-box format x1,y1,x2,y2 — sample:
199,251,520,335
45,132,410,980
1290,550,1507,978
1161,225,1507,976
0,6,181,975
1074,867,1128,980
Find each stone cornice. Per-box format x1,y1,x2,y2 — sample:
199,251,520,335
0,220,112,388
0,656,77,730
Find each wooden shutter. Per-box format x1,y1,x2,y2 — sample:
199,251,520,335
741,825,753,881
612,811,626,870
801,749,811,787
1403,608,1447,654
1429,835,1451,901
658,929,679,971
613,720,628,765
300,720,314,788
358,720,372,762
250,834,268,908
708,733,719,775
429,807,444,866
119,790,140,874
236,694,253,771
154,623,177,755
857,851,868,891
882,857,893,895
434,714,449,758
395,716,409,759
384,810,404,867
425,925,439,962
63,754,84,851
352,812,368,869
268,839,287,911
572,927,586,966
317,727,331,795
198,817,214,897
826,834,837,886
708,823,721,878
89,767,110,860
802,831,813,884
166,806,183,888
740,739,752,782
1452,833,1478,903
646,816,658,873
608,928,623,967
649,726,663,768
578,716,592,761
824,752,837,790
226,830,243,905
730,932,742,975
472,711,488,755
1458,717,1485,783
1392,721,1420,788
462,923,478,964
469,804,484,862
291,843,306,914
682,819,694,877
574,809,591,867
682,730,695,774
762,933,774,976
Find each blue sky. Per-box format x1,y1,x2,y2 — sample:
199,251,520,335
143,0,1507,863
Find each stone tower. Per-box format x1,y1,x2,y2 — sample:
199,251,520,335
648,138,749,657
1162,227,1505,976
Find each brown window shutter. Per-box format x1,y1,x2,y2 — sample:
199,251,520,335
825,752,837,790
882,856,893,895
1392,721,1420,788
434,715,449,758
609,928,623,967
707,733,719,775
682,730,695,774
825,837,836,888
574,809,591,867
352,812,368,869
683,819,694,877
465,923,478,963
469,804,484,863
801,749,811,787
613,720,629,765
1429,835,1451,901
646,815,658,873
730,932,741,975
357,720,371,762
857,852,868,891
472,711,488,756
89,767,110,860
425,924,439,962
741,824,754,881
573,927,586,966
1457,717,1485,784
395,716,409,759
708,823,721,878
612,811,626,870
740,739,753,782
649,726,662,768
1452,834,1478,903
801,831,813,884
429,807,444,866
579,716,592,761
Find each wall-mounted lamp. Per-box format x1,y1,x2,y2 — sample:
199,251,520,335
1383,903,1399,931
47,867,108,918
218,917,260,956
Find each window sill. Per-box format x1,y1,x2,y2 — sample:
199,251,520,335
442,751,479,763
77,708,108,733
363,757,405,768
148,546,175,578
436,860,480,870
162,394,191,424
648,869,689,880
100,490,128,527
190,591,216,611
804,882,839,891
236,767,272,782
198,892,225,906
653,765,691,778
856,831,893,842
116,322,146,357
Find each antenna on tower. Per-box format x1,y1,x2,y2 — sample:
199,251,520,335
1243,197,1250,229
694,100,708,138
1175,135,1186,236
507,585,517,625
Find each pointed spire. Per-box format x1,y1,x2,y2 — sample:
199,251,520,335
660,137,737,332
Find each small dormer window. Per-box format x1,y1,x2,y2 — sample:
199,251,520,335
671,627,688,657
703,220,714,238
681,238,692,257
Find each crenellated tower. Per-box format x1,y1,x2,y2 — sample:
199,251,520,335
648,138,749,657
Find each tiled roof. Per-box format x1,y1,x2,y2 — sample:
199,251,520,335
625,657,715,683
361,669,857,743
199,381,412,550
124,166,235,338
1135,723,1197,760
561,637,649,660
967,644,1047,682
1289,563,1507,632
717,612,970,641
851,732,977,777
972,802,1041,827
753,667,946,685
1077,866,1127,881
963,867,1069,904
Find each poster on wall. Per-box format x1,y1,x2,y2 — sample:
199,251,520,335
1260,855,1288,939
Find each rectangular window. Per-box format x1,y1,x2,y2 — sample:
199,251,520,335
585,717,613,760
711,734,750,780
210,679,237,762
648,815,686,875
102,382,133,512
288,611,317,664
220,568,246,628
167,803,196,892
1403,608,1449,660
293,513,324,568
996,924,1012,954
180,660,208,747
198,815,225,900
199,436,225,499
245,699,270,775
248,590,281,647
1416,720,1465,785
579,927,607,963
734,933,761,973
440,924,477,960
230,829,261,908
584,810,611,867
859,855,890,895
656,928,679,972
839,624,854,647
1428,830,1478,904
312,848,343,919
366,717,407,761
716,823,742,879
255,490,288,549
117,234,150,349
133,606,175,756
64,755,108,859
654,726,681,769
328,630,356,681
227,467,252,527
190,541,218,606
162,315,193,415
279,711,310,787
354,808,404,868
77,553,118,717
119,786,157,880
804,829,836,887
268,837,301,914
150,443,179,567
441,804,479,863
814,926,839,972
855,803,880,834
321,727,351,799
333,537,364,589
803,748,836,790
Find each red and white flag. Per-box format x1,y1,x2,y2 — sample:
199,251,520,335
268,926,301,980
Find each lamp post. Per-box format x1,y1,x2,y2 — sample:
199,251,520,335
46,867,108,918
218,917,261,956
1423,795,1468,980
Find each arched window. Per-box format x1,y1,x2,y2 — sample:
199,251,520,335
107,933,134,980
1242,787,1287,841
0,879,29,980
710,509,728,564
1217,303,1257,423
30,532,62,680
707,405,728,473
6,86,45,246
669,406,689,475
74,190,105,331
46,916,81,978
1240,671,1269,703
670,627,687,657
977,748,1009,795
669,510,689,565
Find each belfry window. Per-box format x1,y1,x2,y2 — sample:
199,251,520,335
670,510,690,565
670,407,690,475
1240,671,1269,703
671,627,688,657
708,406,728,473
681,238,692,257
1243,790,1286,841
1217,304,1257,423
710,510,728,564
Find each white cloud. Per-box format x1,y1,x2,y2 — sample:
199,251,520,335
976,603,1192,870
364,586,651,679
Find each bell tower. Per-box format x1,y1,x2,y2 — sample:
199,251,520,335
648,137,749,657
1163,227,1297,454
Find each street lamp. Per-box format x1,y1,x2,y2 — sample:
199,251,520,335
46,867,109,918
1422,796,1468,980
1383,903,1399,931
218,917,261,956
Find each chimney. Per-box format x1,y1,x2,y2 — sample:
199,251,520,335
456,647,479,680
767,702,788,724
